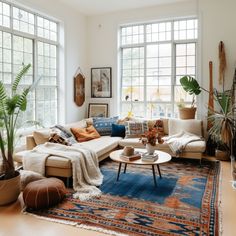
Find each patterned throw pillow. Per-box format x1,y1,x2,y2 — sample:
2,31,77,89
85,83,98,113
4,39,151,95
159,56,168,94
49,132,72,146
93,117,119,136
153,119,165,137
71,125,100,142
51,125,77,144
125,121,149,138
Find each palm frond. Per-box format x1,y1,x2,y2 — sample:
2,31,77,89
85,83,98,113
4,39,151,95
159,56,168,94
12,64,31,94
16,87,30,111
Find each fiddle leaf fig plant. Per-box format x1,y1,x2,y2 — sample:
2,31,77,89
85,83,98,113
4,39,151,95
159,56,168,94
0,63,39,180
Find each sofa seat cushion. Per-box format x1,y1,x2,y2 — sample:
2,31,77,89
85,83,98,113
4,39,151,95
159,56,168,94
15,137,122,169
14,151,72,169
79,136,122,157
119,138,206,153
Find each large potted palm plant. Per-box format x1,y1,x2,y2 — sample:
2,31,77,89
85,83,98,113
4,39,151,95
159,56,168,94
0,63,38,205
180,75,234,159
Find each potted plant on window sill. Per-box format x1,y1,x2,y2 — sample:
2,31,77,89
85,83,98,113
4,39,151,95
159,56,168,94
177,97,197,120
178,76,203,119
0,63,39,205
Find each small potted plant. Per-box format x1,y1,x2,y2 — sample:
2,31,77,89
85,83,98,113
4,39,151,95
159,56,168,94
178,76,202,119
140,128,164,155
0,63,39,205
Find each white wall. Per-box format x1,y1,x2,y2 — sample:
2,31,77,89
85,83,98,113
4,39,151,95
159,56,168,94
87,0,236,119
14,0,88,124
199,0,236,117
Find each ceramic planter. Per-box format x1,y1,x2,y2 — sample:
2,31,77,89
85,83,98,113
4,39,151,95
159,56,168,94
0,171,21,206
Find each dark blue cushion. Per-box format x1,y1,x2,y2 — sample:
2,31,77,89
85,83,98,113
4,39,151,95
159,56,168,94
93,117,118,136
111,124,126,138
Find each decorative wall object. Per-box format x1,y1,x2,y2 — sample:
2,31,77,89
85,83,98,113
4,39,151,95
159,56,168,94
74,67,85,107
91,67,112,98
88,103,108,118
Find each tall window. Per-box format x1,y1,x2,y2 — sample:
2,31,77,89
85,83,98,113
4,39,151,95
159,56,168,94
0,1,58,127
120,18,198,118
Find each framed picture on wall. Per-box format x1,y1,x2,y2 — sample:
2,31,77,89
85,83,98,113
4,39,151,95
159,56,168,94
91,67,112,98
88,103,108,118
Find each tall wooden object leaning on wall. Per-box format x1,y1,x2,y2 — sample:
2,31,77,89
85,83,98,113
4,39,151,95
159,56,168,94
74,70,85,107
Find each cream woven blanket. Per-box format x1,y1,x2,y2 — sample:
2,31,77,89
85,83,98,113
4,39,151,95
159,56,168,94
23,142,103,201
164,131,202,156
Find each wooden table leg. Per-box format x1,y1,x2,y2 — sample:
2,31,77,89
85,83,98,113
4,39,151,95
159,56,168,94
117,163,122,181
124,163,127,173
152,165,157,187
156,164,162,178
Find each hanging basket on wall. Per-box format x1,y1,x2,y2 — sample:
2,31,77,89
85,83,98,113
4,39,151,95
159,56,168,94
178,107,196,119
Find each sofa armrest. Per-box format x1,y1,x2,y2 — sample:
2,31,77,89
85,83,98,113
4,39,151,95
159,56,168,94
26,135,36,150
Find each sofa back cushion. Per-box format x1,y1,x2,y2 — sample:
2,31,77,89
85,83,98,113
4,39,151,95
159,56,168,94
63,120,87,131
93,117,118,136
71,125,100,142
125,121,148,138
33,129,51,145
168,119,202,137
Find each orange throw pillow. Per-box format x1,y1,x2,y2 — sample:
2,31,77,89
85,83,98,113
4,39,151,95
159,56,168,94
71,125,100,142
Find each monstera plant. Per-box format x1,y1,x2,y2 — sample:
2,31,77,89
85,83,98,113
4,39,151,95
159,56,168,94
0,63,39,205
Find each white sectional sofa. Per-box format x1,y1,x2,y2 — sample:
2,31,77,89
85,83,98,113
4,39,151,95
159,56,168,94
14,118,206,180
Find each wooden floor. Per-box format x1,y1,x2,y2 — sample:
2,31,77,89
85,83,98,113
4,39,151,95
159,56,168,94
0,161,236,236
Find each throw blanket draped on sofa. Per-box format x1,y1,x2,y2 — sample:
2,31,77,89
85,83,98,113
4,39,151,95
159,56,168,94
164,131,202,155
23,142,103,201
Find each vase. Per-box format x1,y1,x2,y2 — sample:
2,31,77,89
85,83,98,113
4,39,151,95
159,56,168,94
146,143,155,155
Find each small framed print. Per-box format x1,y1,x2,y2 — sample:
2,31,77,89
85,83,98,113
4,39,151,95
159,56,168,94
91,67,112,98
88,103,108,118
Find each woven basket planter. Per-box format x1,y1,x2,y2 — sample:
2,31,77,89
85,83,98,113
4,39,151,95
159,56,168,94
179,107,196,119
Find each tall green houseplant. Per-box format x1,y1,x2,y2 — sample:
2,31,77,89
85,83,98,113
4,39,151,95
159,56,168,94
180,75,234,152
0,63,36,180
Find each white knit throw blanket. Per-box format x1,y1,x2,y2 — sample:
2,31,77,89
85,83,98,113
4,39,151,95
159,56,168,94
163,131,202,156
23,142,103,201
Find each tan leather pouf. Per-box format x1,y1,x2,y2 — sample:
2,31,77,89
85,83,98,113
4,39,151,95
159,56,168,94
23,178,67,210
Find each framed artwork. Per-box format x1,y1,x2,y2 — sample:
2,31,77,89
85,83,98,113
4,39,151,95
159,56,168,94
91,67,112,98
88,103,108,118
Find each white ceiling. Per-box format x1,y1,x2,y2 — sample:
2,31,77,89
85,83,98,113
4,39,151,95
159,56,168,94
58,0,188,15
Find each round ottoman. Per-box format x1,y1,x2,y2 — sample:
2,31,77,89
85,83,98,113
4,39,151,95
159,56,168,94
23,178,67,210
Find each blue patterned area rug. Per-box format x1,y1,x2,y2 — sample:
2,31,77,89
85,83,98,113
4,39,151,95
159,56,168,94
26,159,220,236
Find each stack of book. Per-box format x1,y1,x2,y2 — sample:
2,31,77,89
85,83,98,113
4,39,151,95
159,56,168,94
141,153,159,162
120,151,141,161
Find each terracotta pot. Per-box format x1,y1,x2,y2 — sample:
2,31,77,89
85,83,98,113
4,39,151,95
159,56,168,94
179,107,196,119
215,149,230,161
0,171,21,206
146,143,155,155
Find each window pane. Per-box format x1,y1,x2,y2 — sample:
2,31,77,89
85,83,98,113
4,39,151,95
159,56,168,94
120,19,197,118
174,19,198,40
147,103,172,118
0,2,10,28
0,0,59,128
146,22,171,42
121,25,144,46
37,16,58,41
12,7,35,35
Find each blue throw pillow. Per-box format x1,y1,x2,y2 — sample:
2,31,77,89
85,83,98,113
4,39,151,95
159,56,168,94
93,117,118,136
111,124,126,138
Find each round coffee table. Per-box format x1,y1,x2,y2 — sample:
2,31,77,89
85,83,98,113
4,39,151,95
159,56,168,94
110,149,171,186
